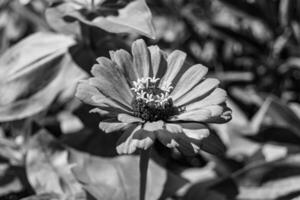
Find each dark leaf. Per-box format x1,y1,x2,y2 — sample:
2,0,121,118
201,130,227,156
21,193,60,200
247,126,300,145
235,154,300,199
70,150,167,200
211,23,267,52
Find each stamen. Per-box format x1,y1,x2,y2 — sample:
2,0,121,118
131,77,179,122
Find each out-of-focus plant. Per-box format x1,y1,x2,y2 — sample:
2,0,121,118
2,0,300,200
0,32,86,122
46,0,155,39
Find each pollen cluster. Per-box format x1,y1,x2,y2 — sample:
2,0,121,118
131,77,178,122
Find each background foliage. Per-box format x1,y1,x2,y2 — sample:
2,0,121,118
1,0,300,199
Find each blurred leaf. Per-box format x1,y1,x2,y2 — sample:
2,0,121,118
0,136,24,163
247,126,300,146
71,150,167,200
212,71,254,83
47,0,156,39
26,130,86,200
57,111,84,134
247,97,272,134
159,171,189,200
211,23,266,52
21,193,60,200
279,0,293,27
183,177,238,200
0,32,87,122
236,154,300,199
201,130,227,156
180,162,216,183
45,5,81,36
266,97,300,136
218,0,277,30
0,164,24,196
27,129,168,200
261,144,288,162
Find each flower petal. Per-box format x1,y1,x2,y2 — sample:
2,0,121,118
156,128,196,156
110,49,138,84
183,129,210,140
156,123,197,155
143,120,164,132
174,78,220,106
171,104,231,124
91,57,133,104
99,119,129,133
116,124,140,154
132,129,155,150
180,123,210,140
159,50,186,90
184,88,227,111
132,39,151,78
148,45,167,79
117,113,143,123
89,77,132,110
203,106,232,123
90,108,112,117
76,80,105,107
76,80,131,114
171,109,212,122
171,64,208,101
91,95,132,113
116,125,155,154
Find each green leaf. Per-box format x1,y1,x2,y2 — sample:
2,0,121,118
45,4,81,36
46,0,156,39
26,129,167,200
21,193,60,200
26,130,86,200
210,23,266,52
266,97,300,137
200,130,227,156
70,149,167,200
0,32,87,122
218,0,278,30
236,154,300,199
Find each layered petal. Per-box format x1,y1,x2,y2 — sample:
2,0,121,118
184,88,227,111
148,45,167,79
156,123,198,155
76,80,131,115
132,39,151,78
117,113,144,123
99,119,129,133
116,125,155,154
171,64,208,101
109,49,138,84
159,50,186,91
180,122,210,140
174,78,220,107
89,57,133,108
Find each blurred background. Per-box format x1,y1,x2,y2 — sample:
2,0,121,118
1,0,300,200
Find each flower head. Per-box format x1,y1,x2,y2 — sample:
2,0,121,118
76,39,231,155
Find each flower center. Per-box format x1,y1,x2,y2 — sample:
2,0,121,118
131,77,178,122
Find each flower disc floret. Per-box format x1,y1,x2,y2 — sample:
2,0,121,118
131,77,179,122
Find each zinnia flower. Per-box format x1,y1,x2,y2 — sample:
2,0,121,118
76,39,231,155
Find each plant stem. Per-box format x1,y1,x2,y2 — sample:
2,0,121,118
139,148,151,200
